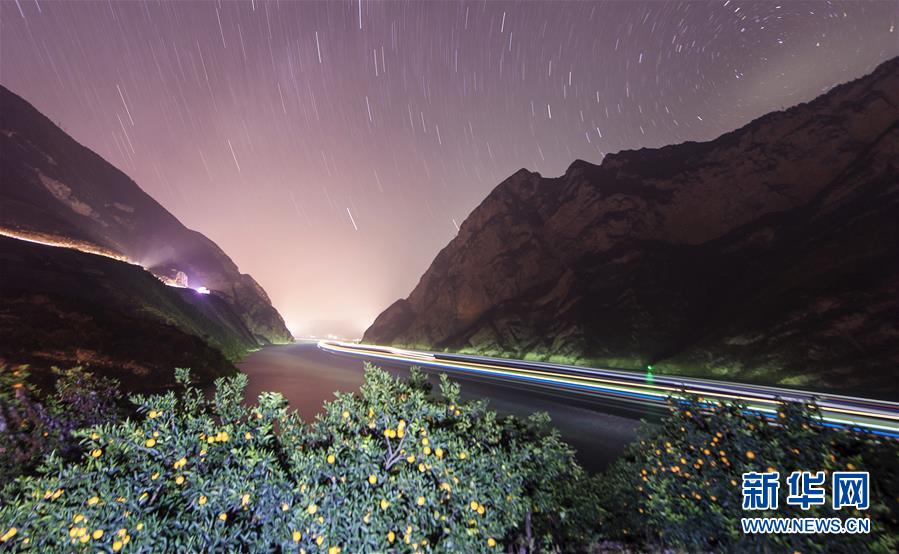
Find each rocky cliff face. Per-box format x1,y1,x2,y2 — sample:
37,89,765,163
0,86,292,344
365,57,899,397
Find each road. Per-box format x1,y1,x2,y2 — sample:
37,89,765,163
316,341,899,439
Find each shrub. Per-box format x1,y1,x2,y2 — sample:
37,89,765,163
0,364,599,552
598,395,899,553
0,365,122,483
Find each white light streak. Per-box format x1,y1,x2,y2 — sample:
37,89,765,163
116,84,134,126
315,31,322,63
215,7,226,48
227,139,241,172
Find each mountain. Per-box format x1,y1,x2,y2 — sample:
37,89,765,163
0,85,292,345
364,57,899,397
0,236,253,391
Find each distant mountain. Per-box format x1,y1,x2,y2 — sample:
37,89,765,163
0,236,251,390
364,57,899,397
0,85,292,345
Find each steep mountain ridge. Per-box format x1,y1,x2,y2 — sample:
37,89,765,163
0,85,291,344
0,235,252,390
364,57,899,396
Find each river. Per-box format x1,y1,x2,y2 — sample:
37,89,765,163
238,341,650,472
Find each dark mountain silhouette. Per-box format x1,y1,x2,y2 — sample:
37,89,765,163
0,235,251,390
0,85,291,345
364,57,899,397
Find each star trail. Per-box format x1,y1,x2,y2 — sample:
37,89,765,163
2,1,897,337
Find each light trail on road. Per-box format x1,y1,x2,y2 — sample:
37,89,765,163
1,230,213,293
317,340,899,439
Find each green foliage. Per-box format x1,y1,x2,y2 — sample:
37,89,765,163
0,364,597,552
0,365,123,483
598,396,899,553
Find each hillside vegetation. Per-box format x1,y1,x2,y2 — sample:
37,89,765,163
0,236,251,390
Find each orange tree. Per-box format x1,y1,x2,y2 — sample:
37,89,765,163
0,365,601,552
0,365,122,483
598,395,899,552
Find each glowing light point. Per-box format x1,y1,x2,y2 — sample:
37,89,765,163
196,286,210,295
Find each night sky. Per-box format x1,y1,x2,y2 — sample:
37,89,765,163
2,1,897,338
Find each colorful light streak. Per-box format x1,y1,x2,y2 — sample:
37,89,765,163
317,340,899,438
